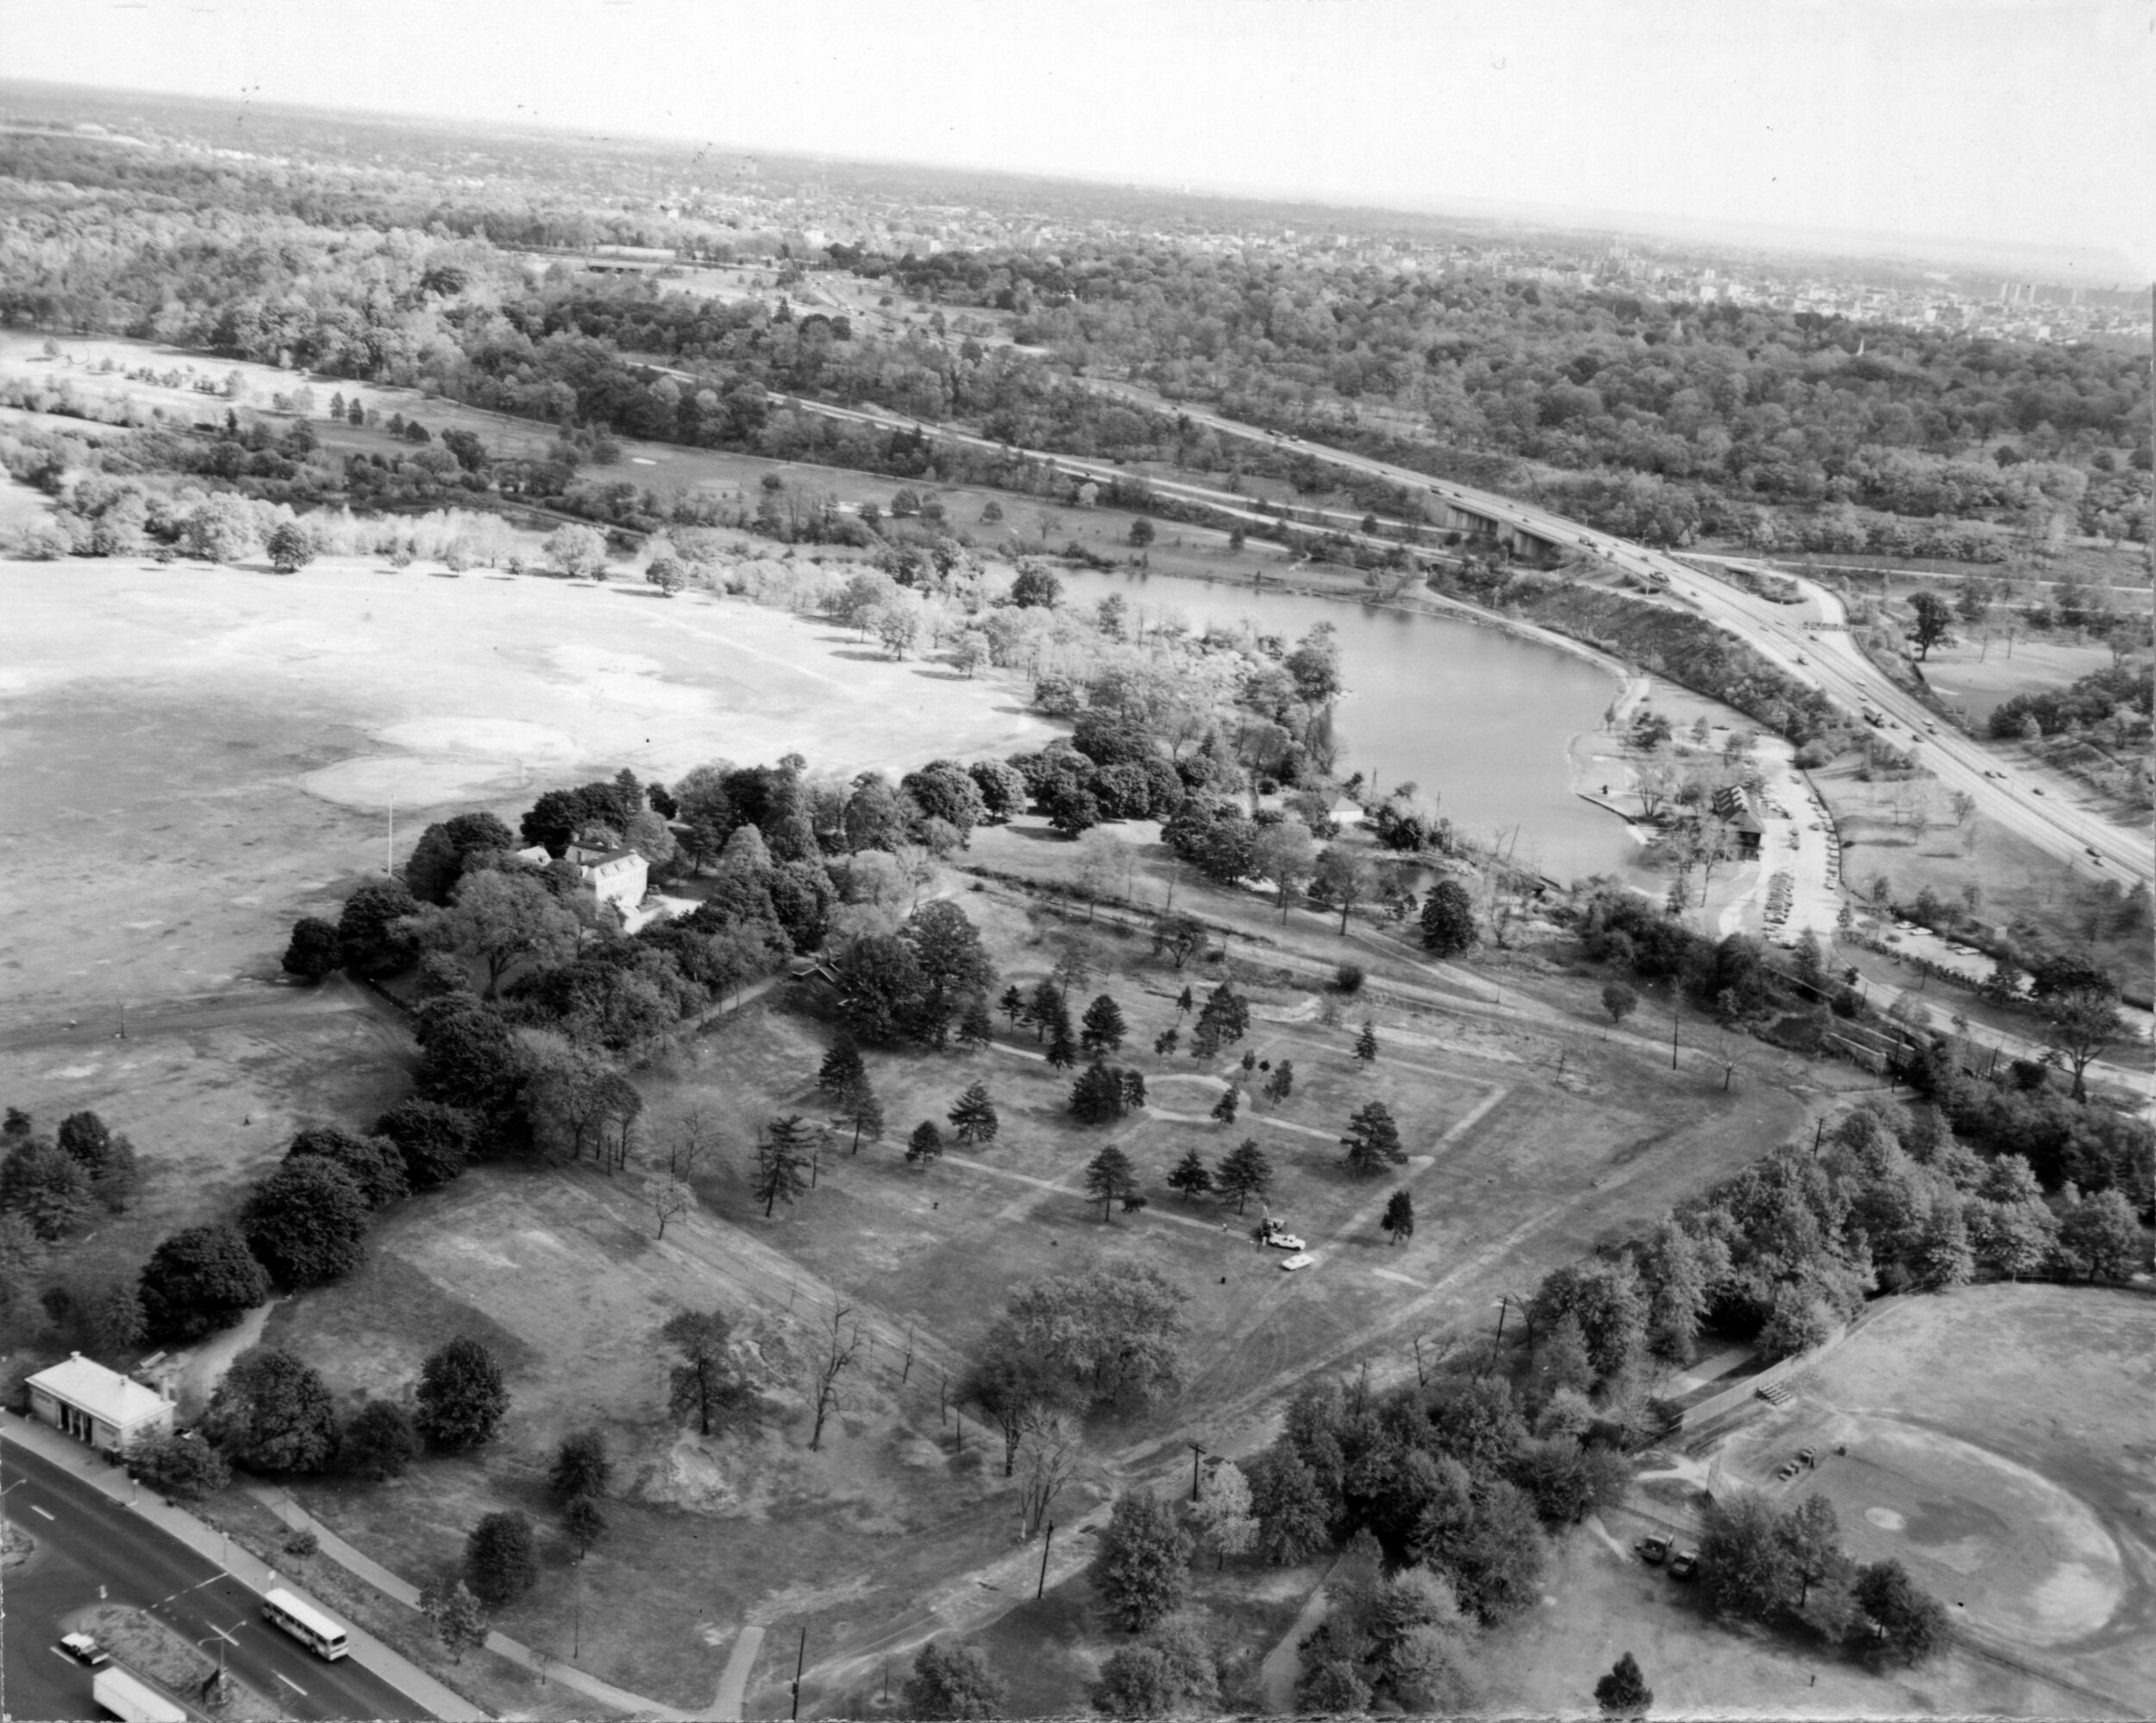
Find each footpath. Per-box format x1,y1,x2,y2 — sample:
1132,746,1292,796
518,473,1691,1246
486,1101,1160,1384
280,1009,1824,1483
2,1413,699,1721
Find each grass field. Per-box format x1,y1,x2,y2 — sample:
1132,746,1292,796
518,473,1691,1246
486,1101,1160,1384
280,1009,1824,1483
0,551,1055,1023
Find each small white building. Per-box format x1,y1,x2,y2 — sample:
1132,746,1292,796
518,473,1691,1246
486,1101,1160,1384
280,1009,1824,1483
567,843,649,914
27,1354,174,1455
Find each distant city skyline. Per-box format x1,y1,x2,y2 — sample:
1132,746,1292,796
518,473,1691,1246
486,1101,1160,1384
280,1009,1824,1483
3,0,2149,279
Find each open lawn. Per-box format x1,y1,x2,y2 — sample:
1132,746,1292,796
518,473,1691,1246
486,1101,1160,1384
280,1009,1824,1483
0,552,1054,1022
1920,632,2121,727
235,862,1814,1716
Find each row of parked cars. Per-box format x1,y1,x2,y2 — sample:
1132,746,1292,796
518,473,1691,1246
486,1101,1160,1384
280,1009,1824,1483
1634,1535,1696,1579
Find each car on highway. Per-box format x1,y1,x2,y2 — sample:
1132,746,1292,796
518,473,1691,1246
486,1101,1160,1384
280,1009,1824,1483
60,1632,110,1666
1278,1251,1316,1271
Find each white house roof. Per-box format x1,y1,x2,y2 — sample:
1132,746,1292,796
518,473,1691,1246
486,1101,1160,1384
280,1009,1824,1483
28,1354,166,1425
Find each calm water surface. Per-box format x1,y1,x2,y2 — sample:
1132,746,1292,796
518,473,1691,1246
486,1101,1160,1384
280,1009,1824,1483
1049,567,1636,883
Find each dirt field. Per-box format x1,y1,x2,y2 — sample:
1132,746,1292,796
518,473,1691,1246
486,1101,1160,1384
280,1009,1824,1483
0,553,1054,1024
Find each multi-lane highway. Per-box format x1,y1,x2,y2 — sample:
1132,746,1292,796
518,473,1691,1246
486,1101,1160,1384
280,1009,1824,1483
1,1441,429,1720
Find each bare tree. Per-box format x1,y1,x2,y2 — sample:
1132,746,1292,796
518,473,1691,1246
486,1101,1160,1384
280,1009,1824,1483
649,1175,693,1239
666,1105,714,1181
1016,1408,1081,1539
807,1304,862,1451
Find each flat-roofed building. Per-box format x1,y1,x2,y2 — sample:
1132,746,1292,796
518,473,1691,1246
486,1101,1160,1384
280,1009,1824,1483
26,1353,174,1455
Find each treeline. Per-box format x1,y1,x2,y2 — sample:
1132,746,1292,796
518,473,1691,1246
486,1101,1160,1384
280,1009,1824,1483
845,240,2152,542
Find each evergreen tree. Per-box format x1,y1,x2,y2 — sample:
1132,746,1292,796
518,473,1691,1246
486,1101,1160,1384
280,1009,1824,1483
1119,1068,1148,1112
948,1083,1000,1145
955,995,995,1050
1175,986,1194,1018
564,1494,607,1559
1069,1062,1129,1124
1263,1060,1295,1106
906,1120,944,1167
1420,879,1480,956
1079,993,1127,1055
1215,1139,1275,1213
1166,1148,1213,1200
548,1428,612,1501
833,1074,884,1154
1382,1189,1416,1244
1340,1100,1406,1175
997,984,1026,1027
1045,1020,1079,1068
1210,1084,1242,1125
753,1116,813,1215
1027,979,1064,1041
1595,1652,1652,1718
1355,1019,1379,1063
464,1510,537,1608
1083,1146,1139,1219
1153,1027,1181,1056
816,1037,866,1098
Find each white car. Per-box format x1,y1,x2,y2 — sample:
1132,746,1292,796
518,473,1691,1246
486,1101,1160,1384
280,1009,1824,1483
1257,1219,1307,1251
60,1633,109,1667
1278,1252,1317,1271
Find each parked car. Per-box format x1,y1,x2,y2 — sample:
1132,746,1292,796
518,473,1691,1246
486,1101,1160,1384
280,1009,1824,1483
1278,1252,1316,1271
1256,1218,1306,1251
1668,1550,1699,1581
60,1632,110,1667
1636,1535,1670,1565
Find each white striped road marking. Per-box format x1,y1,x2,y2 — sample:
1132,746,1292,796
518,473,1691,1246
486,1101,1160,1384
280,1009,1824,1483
29,1503,53,1520
276,1672,309,1696
1373,1268,1429,1289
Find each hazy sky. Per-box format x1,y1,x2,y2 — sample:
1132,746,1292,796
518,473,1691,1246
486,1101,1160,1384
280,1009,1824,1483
7,0,2151,273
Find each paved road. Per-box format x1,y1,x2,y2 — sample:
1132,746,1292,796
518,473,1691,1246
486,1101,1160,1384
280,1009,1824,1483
0,1442,429,1720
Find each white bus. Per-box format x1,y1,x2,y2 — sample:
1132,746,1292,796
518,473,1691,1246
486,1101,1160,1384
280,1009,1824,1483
261,1587,351,1660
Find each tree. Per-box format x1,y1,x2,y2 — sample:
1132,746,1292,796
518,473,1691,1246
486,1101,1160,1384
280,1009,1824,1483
204,1346,339,1473
550,1428,612,1502
0,1139,93,1239
138,1223,269,1342
1595,1652,1653,1718
1907,591,1952,661
1420,880,1479,956
1249,1446,1330,1562
281,917,342,981
1263,1060,1295,1106
2040,987,2127,1101
238,1158,369,1288
285,1125,408,1209
1340,1101,1406,1175
1313,847,1376,934
1601,981,1639,1025
421,1576,488,1663
1068,1062,1129,1124
1152,912,1208,970
904,1640,1006,1720
413,1338,509,1452
649,1174,693,1238
2055,1188,2142,1282
1776,1493,1844,1609
1854,1559,1950,1664
1354,1019,1378,1064
947,1083,999,1146
564,1493,607,1558
1209,1084,1241,1125
336,877,422,978
1084,1145,1139,1219
1092,1488,1192,1632
544,523,608,580
661,1308,753,1435
1010,565,1062,608
960,1338,1076,1477
806,1302,862,1450
753,1116,814,1214
645,554,686,597
817,1037,867,1098
1166,1147,1213,1200
997,984,1026,1027
1080,994,1127,1055
955,995,995,1050
906,1120,945,1167
1215,1139,1275,1213
436,869,580,999
1700,1494,1795,1621
1253,821,1319,920
342,1400,421,1482
831,1073,886,1155
1382,1189,1416,1245
129,1428,231,1502
1193,1459,1258,1568
404,811,519,905
465,1510,538,1608
373,1099,475,1190
1005,1263,1189,1407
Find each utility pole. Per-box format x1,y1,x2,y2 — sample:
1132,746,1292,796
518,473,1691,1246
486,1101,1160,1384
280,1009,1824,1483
1037,1520,1055,1599
1188,1441,1206,1502
1670,997,1681,1070
1482,1294,1514,1377
790,1622,807,1721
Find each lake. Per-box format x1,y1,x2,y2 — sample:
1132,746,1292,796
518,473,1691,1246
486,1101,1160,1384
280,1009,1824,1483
1045,567,1639,883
